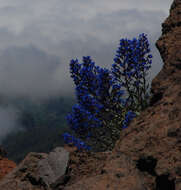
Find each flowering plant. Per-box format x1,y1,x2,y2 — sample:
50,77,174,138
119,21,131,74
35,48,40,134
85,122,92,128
63,33,152,151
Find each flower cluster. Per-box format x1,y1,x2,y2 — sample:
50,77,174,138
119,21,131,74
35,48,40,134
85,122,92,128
63,132,91,150
63,33,152,151
66,104,101,138
112,33,152,111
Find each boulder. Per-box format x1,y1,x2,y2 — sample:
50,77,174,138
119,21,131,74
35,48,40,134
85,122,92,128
0,147,69,190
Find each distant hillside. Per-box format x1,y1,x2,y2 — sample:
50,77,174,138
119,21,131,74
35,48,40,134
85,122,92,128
1,96,76,163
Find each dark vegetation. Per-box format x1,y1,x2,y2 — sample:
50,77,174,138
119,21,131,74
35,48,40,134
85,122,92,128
1,96,75,163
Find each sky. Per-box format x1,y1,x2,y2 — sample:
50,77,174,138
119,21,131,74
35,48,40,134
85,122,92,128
0,0,174,140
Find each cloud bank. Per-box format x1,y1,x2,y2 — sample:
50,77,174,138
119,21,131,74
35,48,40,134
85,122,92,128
0,46,74,100
0,1,173,96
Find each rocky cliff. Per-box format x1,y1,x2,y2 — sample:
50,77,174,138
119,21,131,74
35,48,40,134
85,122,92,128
0,0,181,189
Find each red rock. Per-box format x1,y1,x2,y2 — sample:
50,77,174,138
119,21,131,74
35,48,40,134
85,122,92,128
0,146,16,181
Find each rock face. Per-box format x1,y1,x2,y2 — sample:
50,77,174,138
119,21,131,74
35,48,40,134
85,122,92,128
63,152,148,190
0,147,69,190
56,0,181,189
0,146,16,181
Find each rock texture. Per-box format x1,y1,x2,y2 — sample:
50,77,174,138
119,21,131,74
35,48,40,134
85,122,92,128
62,152,148,190
0,147,69,190
0,146,16,181
57,0,181,189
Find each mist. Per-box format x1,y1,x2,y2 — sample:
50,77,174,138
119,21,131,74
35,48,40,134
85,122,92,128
0,0,173,101
0,45,74,100
0,106,20,142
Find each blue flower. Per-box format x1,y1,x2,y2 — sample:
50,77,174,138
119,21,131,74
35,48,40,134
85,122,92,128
64,33,152,150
